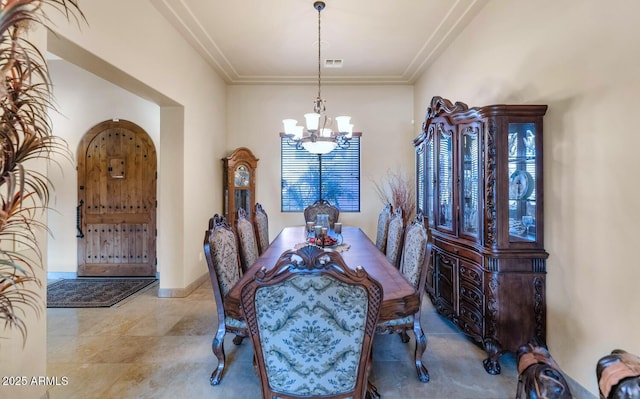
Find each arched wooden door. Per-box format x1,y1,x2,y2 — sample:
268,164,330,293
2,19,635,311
77,120,157,276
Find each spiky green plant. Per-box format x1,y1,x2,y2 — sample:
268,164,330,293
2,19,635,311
0,0,83,345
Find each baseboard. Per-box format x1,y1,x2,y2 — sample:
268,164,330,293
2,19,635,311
47,271,160,280
157,272,208,298
47,272,77,280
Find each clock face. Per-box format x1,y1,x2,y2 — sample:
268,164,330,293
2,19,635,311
234,165,250,187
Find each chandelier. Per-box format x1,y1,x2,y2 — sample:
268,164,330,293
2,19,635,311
282,1,354,155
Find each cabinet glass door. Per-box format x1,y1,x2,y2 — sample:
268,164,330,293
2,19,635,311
416,143,425,216
508,122,537,242
235,189,251,218
438,126,454,229
460,126,480,237
426,138,435,227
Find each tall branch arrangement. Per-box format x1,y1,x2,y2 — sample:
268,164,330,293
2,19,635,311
373,169,416,226
0,0,83,344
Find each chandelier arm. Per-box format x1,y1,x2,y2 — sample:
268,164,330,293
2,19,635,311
337,137,351,150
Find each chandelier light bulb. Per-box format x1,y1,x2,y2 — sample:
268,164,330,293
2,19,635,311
304,113,321,131
282,119,298,136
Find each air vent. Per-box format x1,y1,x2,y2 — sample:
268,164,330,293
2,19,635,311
324,59,343,68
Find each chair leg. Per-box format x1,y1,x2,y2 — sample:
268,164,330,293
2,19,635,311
515,376,523,399
399,328,410,343
366,380,381,399
413,322,429,383
210,328,226,385
232,335,244,345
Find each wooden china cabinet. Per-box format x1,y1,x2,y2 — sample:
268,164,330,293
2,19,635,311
222,147,259,227
414,96,548,374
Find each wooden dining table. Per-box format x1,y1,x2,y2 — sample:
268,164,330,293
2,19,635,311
224,226,420,323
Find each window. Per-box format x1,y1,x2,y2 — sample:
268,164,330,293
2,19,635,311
281,135,360,212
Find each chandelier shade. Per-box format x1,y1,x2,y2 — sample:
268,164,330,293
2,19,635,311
281,1,356,155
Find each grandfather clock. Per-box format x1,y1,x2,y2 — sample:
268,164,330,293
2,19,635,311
222,147,259,227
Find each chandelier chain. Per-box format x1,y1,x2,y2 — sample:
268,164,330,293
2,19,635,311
281,1,355,155
315,1,324,114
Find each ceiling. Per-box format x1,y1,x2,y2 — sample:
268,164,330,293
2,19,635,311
151,0,488,85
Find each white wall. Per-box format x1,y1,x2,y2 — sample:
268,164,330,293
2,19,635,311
227,84,415,240
45,0,228,291
413,1,640,395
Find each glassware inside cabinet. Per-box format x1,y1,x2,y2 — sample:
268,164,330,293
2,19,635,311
461,126,480,236
508,122,537,242
438,127,453,229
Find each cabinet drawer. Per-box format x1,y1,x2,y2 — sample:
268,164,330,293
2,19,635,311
434,239,483,263
459,262,483,289
460,281,483,312
459,302,483,337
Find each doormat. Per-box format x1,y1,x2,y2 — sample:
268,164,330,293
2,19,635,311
47,278,157,308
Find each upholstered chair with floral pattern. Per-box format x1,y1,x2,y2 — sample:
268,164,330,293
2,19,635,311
236,208,259,272
303,198,340,228
375,203,392,252
377,211,432,383
203,214,248,385
240,245,383,399
253,203,269,255
385,207,404,268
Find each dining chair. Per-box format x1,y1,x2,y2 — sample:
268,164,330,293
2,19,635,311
376,211,432,383
239,244,383,399
236,207,259,272
375,203,392,252
203,214,248,385
253,203,269,255
303,199,340,228
596,349,640,399
516,342,573,399
385,207,404,268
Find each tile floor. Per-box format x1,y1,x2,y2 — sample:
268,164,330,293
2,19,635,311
46,279,590,399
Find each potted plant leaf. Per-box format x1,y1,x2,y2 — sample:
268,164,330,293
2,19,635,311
0,0,84,344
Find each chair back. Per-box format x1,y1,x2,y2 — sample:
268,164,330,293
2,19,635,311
203,214,248,385
304,199,340,228
399,211,431,294
385,207,404,268
203,214,243,314
240,245,382,399
516,342,573,399
253,203,269,255
375,203,392,252
236,208,259,272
